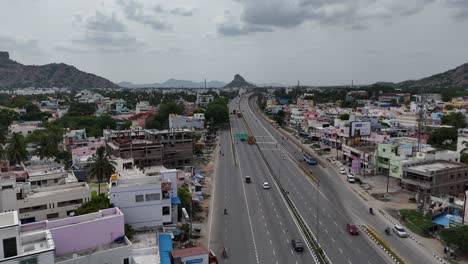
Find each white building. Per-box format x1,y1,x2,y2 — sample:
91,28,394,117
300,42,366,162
169,114,204,130
196,94,214,108
109,159,179,229
135,101,153,114
8,122,44,137
0,211,55,264
290,108,304,127
0,163,90,224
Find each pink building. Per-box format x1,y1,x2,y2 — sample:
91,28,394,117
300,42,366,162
16,207,133,264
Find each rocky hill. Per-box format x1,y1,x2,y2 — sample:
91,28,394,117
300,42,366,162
396,62,468,89
224,74,257,88
0,51,119,89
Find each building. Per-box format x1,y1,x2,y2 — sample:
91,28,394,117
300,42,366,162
0,208,133,264
115,99,129,114
135,101,153,114
402,160,468,197
63,129,87,152
109,159,179,229
378,93,410,104
171,247,210,264
169,114,204,130
196,94,214,108
0,163,90,224
8,122,44,137
104,128,193,168
296,97,314,110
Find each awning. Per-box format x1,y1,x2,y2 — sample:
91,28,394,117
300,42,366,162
171,197,181,204
432,215,450,227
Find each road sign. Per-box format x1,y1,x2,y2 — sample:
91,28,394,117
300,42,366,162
235,133,248,139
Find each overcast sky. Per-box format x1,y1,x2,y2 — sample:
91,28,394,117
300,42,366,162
1,0,467,86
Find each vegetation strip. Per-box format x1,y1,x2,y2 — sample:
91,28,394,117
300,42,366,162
360,224,406,264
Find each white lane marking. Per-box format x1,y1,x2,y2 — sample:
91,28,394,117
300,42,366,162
331,237,335,243
348,261,352,264
232,127,260,264
334,221,338,226
273,250,276,256
339,248,343,254
324,229,329,234
270,240,273,245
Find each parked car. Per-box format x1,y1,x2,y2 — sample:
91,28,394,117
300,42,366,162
262,182,270,189
339,168,346,174
392,225,408,238
347,174,356,183
346,224,359,235
291,239,304,252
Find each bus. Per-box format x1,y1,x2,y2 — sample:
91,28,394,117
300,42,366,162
303,153,317,165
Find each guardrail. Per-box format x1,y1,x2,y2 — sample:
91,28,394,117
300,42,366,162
239,94,331,264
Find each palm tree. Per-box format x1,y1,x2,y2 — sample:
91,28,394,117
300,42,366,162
86,146,116,196
7,133,28,166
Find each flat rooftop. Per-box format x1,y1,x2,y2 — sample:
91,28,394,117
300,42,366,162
409,162,466,173
0,211,18,228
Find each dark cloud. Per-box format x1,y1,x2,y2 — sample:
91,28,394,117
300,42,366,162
217,10,273,36
85,11,127,32
117,0,170,30
0,35,42,55
218,0,435,36
154,5,196,17
445,0,468,20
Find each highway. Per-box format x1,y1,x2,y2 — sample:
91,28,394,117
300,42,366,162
209,99,315,263
242,94,437,264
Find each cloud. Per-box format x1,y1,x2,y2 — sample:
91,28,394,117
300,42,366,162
0,35,42,55
85,11,127,32
445,0,468,20
57,10,145,53
217,0,435,36
154,5,196,17
117,0,170,30
217,10,273,36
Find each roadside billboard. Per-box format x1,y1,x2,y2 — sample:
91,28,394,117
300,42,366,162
349,121,371,137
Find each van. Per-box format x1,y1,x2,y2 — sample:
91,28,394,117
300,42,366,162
303,154,317,165
245,176,251,183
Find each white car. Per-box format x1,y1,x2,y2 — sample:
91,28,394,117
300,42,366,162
262,182,270,189
339,168,346,174
347,174,356,183
392,225,408,238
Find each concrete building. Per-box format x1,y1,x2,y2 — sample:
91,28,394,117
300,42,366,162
196,94,214,108
169,114,204,130
109,159,179,229
0,163,90,224
104,128,193,168
63,129,87,152
135,101,153,114
402,161,468,197
0,208,133,264
8,122,44,137
378,93,410,104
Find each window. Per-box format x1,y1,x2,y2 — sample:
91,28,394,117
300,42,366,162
145,193,160,201
451,175,454,180
162,206,170,215
19,205,47,214
3,237,18,258
47,213,59,219
20,257,38,264
57,199,83,207
123,258,129,264
135,195,144,202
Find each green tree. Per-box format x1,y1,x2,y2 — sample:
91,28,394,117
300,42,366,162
147,102,184,129
7,133,28,165
441,225,468,253
205,100,229,128
441,112,466,130
177,186,192,215
75,195,110,216
27,126,63,160
461,153,468,165
67,102,97,116
339,113,350,120
0,109,19,128
86,146,116,195
428,127,458,149
273,110,286,126
389,98,399,107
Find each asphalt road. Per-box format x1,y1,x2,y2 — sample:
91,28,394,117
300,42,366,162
209,100,316,263
242,95,437,264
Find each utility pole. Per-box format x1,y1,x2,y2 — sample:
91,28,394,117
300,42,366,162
386,163,390,193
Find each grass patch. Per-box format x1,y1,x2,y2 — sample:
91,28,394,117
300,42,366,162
399,209,432,237
364,225,406,264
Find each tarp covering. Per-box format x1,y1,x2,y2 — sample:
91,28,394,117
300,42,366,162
171,197,181,204
158,233,173,264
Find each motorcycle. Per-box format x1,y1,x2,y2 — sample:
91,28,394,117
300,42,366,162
224,208,228,215
385,228,391,235
369,207,374,215
222,247,228,259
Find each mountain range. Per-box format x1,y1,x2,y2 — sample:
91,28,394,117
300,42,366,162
0,51,119,89
118,79,227,88
394,62,468,89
